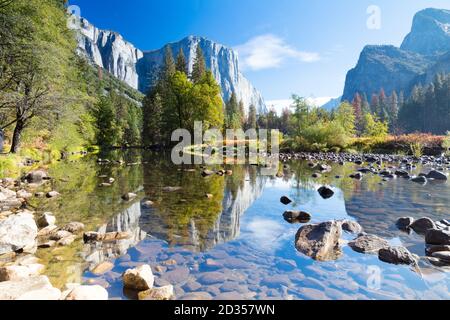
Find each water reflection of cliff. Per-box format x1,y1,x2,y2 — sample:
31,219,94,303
202,171,267,250
82,201,147,268
140,165,267,252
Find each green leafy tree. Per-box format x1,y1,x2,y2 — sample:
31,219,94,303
335,102,356,136
363,113,388,138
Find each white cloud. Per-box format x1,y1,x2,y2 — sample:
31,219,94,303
235,34,320,71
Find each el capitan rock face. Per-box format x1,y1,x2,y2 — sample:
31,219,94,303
76,19,267,114
342,8,450,102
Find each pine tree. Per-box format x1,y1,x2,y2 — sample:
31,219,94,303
176,48,187,75
238,100,245,127
388,91,399,133
142,90,163,146
163,46,176,80
191,45,206,83
352,93,363,135
94,95,118,147
247,104,257,130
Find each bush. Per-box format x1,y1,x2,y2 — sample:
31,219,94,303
444,132,450,156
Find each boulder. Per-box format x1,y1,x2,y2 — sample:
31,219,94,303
378,246,419,265
426,245,450,255
426,170,448,181
426,229,450,245
201,170,215,177
350,172,364,180
37,225,58,237
138,285,174,300
57,235,76,246
16,287,61,300
123,265,155,291
91,261,114,275
50,230,72,241
0,276,54,300
0,212,37,255
341,220,363,234
16,190,32,199
410,217,436,234
61,222,85,234
83,231,131,243
37,212,56,228
283,211,312,224
46,191,60,198
396,217,414,229
280,196,292,205
349,234,389,254
411,176,427,184
122,193,137,201
318,186,334,199
23,170,48,183
65,285,108,300
0,264,45,282
431,251,450,263
295,221,343,261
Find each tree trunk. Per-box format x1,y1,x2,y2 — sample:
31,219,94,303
10,119,23,154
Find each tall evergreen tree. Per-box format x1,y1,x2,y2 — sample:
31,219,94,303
163,46,176,80
175,48,187,75
247,104,257,130
352,93,363,135
191,46,206,83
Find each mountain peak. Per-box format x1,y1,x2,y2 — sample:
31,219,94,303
401,8,450,55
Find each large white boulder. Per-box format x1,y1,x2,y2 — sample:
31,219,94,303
64,285,108,300
123,265,154,291
0,212,38,255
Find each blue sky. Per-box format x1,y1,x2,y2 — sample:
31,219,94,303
69,0,450,105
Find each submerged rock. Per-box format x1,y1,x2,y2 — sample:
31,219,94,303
283,211,312,224
341,220,363,234
378,246,419,265
317,186,334,199
295,221,343,261
123,265,155,291
138,285,174,300
0,212,37,255
349,234,389,254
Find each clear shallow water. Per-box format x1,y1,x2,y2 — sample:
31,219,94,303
30,152,450,300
